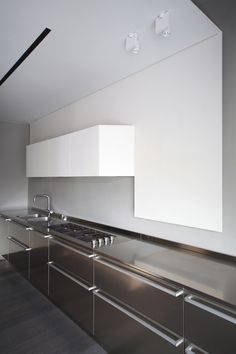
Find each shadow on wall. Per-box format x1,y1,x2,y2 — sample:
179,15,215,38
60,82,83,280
0,122,28,209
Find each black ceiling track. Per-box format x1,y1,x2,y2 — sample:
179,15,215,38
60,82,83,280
0,27,51,86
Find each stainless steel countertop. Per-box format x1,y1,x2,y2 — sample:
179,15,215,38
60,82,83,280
96,238,236,307
2,209,236,308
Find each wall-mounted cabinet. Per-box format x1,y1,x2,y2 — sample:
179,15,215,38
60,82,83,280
48,135,70,177
26,125,134,177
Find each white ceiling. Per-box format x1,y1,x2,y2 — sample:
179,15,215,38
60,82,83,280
0,0,219,123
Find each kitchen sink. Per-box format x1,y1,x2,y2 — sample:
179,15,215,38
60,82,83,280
16,213,45,219
16,212,63,229
27,216,50,222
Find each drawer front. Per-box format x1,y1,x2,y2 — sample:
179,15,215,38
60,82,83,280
49,263,94,334
30,231,49,295
8,237,30,278
0,217,9,257
49,238,94,284
185,294,236,354
94,291,184,354
9,222,29,246
95,257,183,335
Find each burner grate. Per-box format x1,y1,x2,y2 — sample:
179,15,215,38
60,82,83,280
50,222,112,244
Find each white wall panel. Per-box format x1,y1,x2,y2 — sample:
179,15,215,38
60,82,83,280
135,34,222,231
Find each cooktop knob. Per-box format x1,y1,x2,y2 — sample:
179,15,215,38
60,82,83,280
104,236,110,246
98,237,104,247
92,239,97,248
110,235,115,244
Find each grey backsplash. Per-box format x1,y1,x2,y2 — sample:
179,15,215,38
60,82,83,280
28,175,234,257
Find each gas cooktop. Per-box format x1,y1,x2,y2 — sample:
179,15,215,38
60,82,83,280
50,222,115,248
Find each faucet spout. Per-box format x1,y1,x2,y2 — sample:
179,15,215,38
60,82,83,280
33,194,52,217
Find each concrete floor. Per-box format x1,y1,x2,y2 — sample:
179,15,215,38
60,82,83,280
0,260,106,354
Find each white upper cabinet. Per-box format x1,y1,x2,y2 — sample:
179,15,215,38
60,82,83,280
48,135,70,177
69,126,134,176
69,126,100,176
26,125,134,177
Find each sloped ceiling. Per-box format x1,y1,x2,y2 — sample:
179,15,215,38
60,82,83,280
0,0,220,123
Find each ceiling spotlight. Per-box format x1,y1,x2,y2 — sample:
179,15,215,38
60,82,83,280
155,10,171,37
125,32,140,54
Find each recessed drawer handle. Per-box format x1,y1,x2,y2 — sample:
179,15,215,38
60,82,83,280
8,236,31,252
185,295,236,325
48,262,96,292
30,231,52,239
94,290,183,347
95,257,183,297
50,238,95,258
185,344,209,354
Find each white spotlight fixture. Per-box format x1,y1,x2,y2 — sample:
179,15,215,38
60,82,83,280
125,32,140,54
155,10,171,37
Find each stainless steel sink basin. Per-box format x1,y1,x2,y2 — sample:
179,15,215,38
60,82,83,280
16,213,44,220
27,216,50,222
16,212,62,229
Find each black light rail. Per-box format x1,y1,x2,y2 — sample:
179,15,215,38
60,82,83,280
0,27,51,86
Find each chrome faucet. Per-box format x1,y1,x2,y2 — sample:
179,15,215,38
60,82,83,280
33,194,53,217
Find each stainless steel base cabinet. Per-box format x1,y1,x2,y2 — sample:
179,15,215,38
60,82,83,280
8,236,30,279
30,230,49,295
49,238,93,284
49,263,94,334
9,222,30,247
94,290,184,354
185,294,236,354
0,216,10,258
95,257,184,336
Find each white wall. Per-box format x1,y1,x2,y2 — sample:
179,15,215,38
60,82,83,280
28,21,231,254
0,122,28,209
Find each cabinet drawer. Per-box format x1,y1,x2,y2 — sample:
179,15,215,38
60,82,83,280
0,216,9,257
94,290,183,354
185,294,236,354
8,236,30,278
49,263,95,334
49,238,94,284
95,257,183,335
9,222,29,246
30,231,49,295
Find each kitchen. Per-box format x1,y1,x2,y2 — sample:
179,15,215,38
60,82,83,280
0,0,235,353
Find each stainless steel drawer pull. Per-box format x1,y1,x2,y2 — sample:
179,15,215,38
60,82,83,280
185,295,236,325
8,236,31,252
26,227,34,231
94,290,183,347
43,235,52,239
50,238,95,259
5,218,12,222
185,344,209,354
48,262,96,292
32,232,51,239
95,257,183,297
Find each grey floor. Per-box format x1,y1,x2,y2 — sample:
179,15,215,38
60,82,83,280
0,260,107,354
